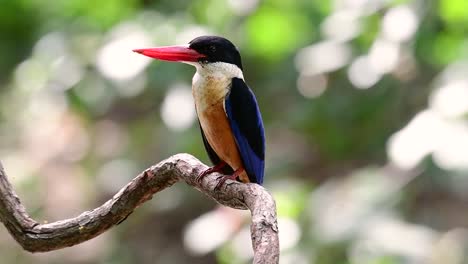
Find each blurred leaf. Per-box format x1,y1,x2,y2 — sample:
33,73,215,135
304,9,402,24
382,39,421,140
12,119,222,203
355,14,380,51
390,0,410,5
217,245,244,264
0,1,38,83
191,0,233,28
369,255,399,264
276,189,308,218
431,33,466,65
439,0,468,28
23,0,137,30
246,7,312,61
308,0,332,15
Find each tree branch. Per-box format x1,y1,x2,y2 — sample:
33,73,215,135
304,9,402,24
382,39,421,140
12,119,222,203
0,153,279,264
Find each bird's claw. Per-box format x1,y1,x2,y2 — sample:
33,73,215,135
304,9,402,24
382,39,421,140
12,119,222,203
196,172,207,182
213,168,244,190
214,174,237,191
196,167,215,182
196,162,227,183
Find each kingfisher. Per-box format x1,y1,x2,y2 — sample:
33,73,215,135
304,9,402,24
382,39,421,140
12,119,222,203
133,36,265,187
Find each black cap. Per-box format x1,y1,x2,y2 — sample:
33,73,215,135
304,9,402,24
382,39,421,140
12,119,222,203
189,36,243,70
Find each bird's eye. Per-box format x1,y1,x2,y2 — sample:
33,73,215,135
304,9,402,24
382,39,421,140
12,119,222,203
209,45,216,53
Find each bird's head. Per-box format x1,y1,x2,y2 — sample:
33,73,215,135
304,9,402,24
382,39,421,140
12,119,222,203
133,36,243,71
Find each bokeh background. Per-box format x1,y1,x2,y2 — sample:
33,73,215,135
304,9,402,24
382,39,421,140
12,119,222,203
1,0,468,263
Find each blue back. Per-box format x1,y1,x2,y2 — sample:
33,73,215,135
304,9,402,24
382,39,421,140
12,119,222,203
224,78,265,184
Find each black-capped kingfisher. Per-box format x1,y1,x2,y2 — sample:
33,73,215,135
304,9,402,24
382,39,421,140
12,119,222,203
133,36,265,187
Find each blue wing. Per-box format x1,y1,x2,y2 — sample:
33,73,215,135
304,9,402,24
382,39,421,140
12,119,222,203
224,78,265,184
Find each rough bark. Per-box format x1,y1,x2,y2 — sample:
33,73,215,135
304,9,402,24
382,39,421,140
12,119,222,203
0,153,279,264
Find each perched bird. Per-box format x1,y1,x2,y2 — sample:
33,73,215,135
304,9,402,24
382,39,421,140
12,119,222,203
133,36,265,187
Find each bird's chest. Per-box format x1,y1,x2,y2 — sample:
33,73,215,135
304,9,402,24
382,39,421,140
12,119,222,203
192,73,231,135
192,73,243,167
192,72,231,112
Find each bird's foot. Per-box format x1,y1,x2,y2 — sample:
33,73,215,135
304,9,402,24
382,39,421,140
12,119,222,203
197,162,227,182
214,168,244,190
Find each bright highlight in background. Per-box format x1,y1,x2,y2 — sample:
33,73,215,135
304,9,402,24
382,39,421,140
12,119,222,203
382,5,418,43
348,56,382,89
387,110,442,169
161,83,196,132
96,23,151,81
430,80,468,118
295,41,351,74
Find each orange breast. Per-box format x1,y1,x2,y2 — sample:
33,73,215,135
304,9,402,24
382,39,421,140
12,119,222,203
193,75,249,182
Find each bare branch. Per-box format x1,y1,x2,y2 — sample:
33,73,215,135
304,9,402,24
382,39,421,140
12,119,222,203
0,153,279,264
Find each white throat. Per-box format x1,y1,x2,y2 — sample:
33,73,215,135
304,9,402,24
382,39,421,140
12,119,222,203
190,62,244,112
193,62,244,79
